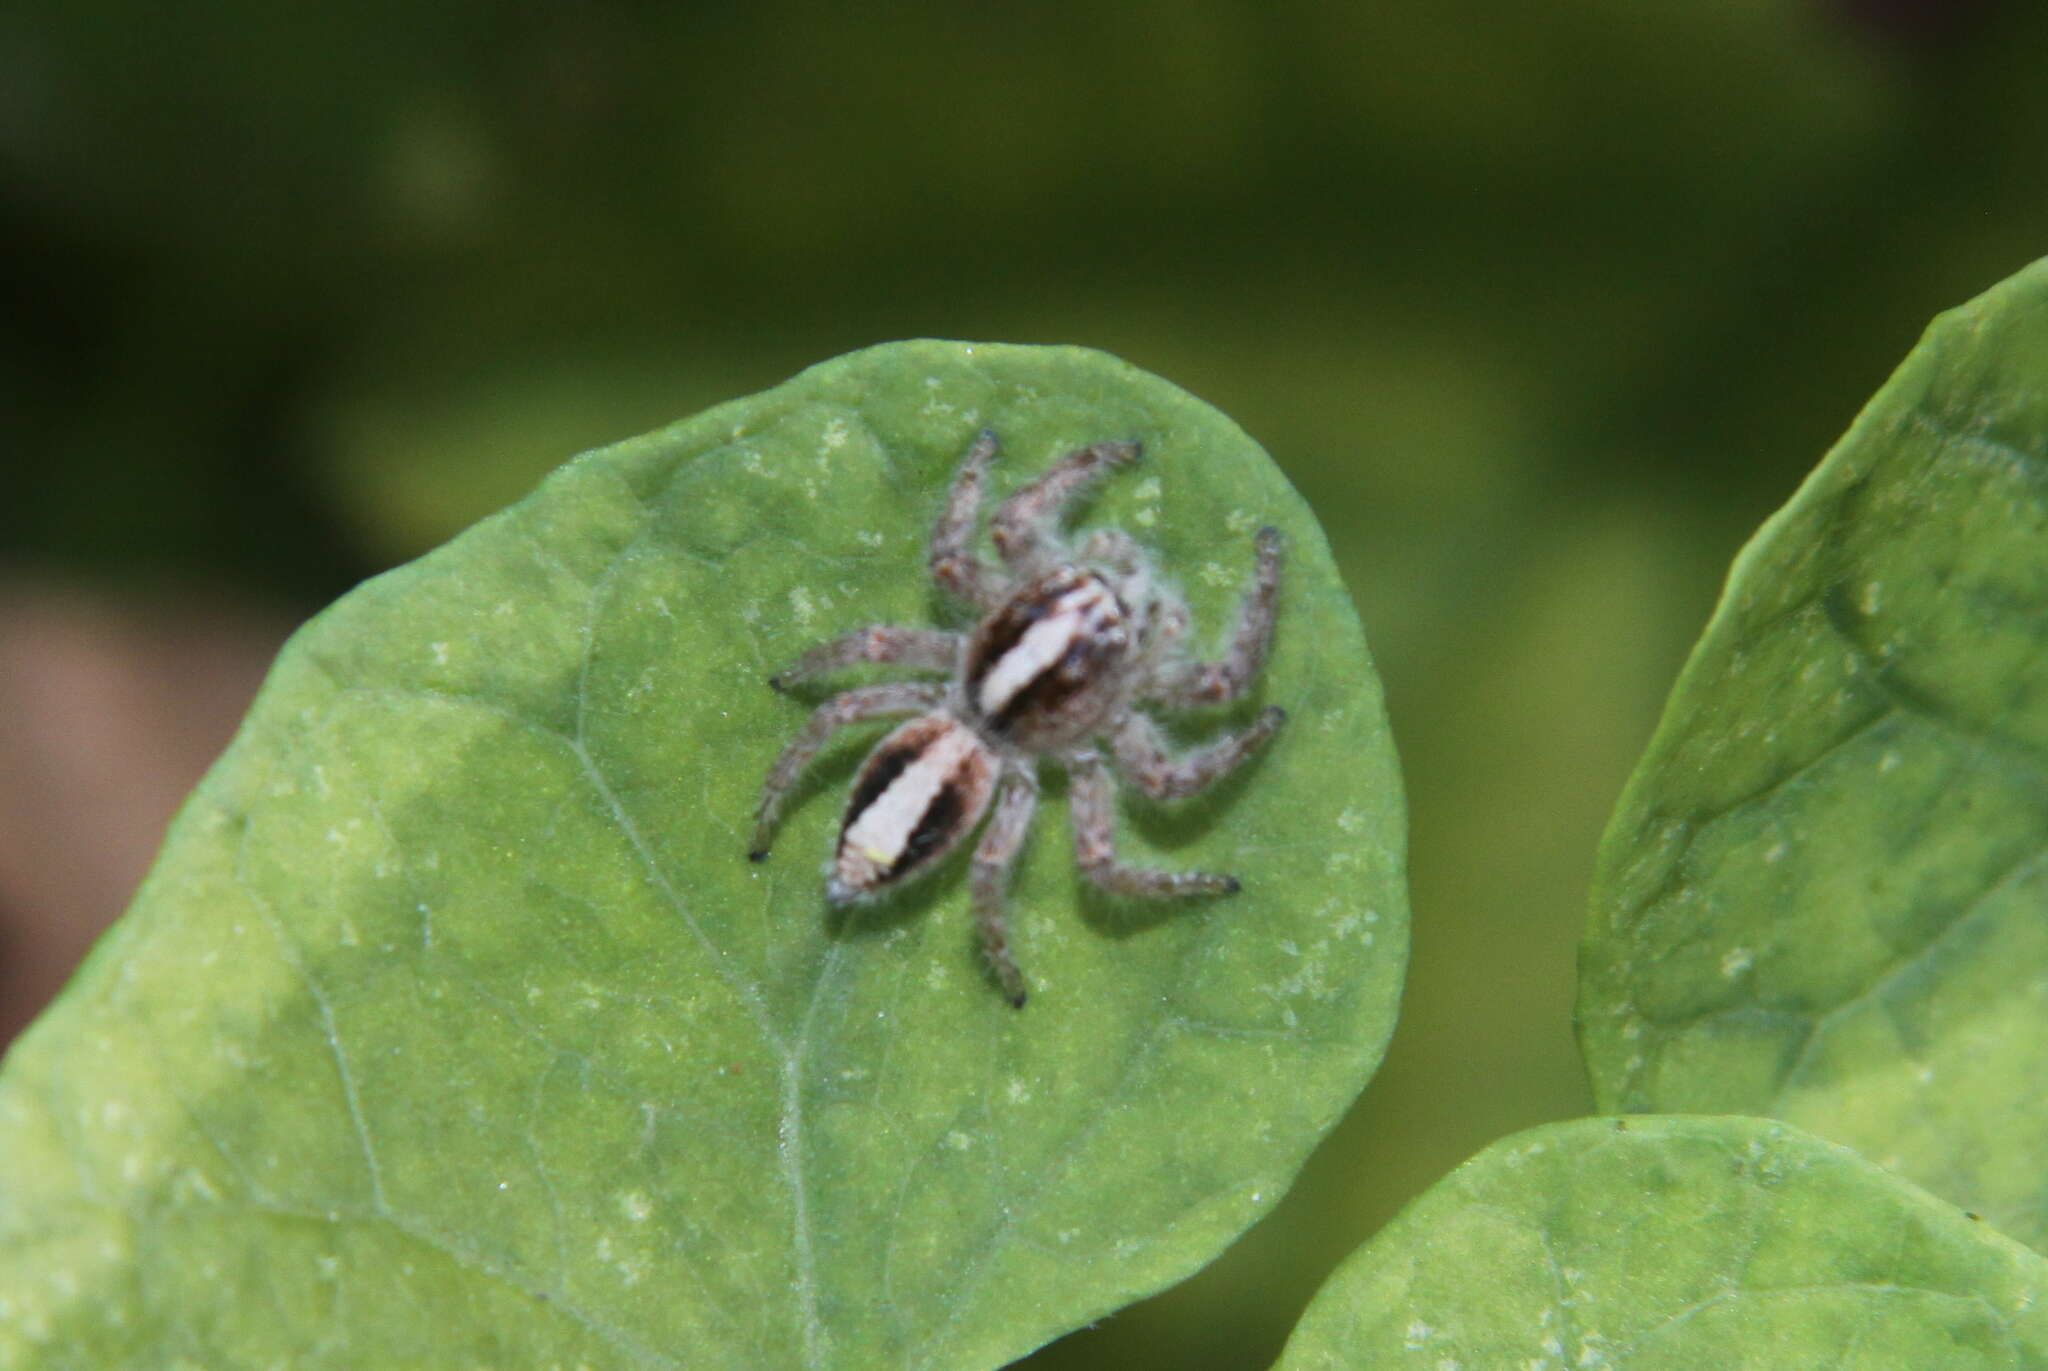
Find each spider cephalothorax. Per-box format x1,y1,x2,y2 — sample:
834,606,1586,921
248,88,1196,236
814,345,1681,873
747,428,1284,1007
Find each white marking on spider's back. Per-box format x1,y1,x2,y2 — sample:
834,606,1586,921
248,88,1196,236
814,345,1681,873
843,720,983,870
976,580,1117,717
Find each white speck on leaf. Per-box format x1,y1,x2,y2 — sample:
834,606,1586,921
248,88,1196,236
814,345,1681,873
1130,475,1164,527
919,377,959,417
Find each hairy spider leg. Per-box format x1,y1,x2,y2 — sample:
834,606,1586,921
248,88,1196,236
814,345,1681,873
1148,526,1283,708
1075,527,1147,578
1107,706,1286,801
928,428,1007,609
991,439,1141,573
768,625,962,692
749,681,946,859
1066,752,1239,898
970,768,1039,1007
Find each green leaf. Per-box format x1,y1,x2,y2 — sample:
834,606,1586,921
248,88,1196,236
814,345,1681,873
0,341,1405,1369
1580,258,2048,1249
1272,1115,2048,1370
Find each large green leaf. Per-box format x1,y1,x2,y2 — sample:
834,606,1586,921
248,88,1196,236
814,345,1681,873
0,342,1405,1368
1272,1115,2048,1370
1580,259,2048,1249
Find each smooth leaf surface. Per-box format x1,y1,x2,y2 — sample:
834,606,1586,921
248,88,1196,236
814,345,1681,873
0,342,1405,1369
1580,259,2048,1249
1272,1115,2048,1370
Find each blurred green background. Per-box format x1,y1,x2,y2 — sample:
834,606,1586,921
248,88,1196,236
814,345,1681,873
1,1,2042,1366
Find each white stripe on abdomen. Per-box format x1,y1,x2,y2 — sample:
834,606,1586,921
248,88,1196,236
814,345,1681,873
842,722,980,870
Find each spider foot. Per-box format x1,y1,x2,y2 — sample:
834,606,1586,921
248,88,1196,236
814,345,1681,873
991,963,1029,1010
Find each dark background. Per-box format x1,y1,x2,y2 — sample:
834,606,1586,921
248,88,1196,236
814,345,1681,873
2,2,2042,1366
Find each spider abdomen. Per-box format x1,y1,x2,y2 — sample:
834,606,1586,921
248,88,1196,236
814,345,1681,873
830,714,997,902
965,567,1132,748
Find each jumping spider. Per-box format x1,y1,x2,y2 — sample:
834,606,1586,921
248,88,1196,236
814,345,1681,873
747,428,1285,1007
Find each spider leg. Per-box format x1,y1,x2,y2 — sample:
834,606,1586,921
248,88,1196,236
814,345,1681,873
1067,751,1240,898
991,438,1141,571
1148,526,1282,708
1076,527,1146,578
970,766,1039,1008
929,428,1008,609
768,625,961,692
1108,706,1286,801
749,682,946,859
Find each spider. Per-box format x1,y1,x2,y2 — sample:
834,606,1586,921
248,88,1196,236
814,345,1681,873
747,428,1286,1007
